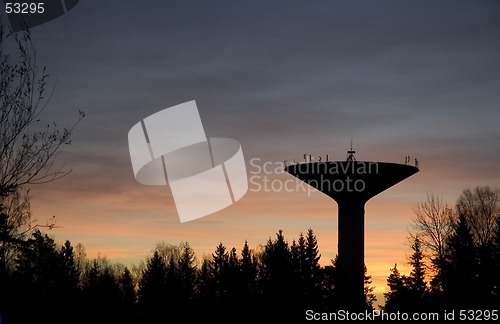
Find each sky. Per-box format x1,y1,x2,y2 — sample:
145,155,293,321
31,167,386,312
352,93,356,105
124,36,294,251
4,0,500,304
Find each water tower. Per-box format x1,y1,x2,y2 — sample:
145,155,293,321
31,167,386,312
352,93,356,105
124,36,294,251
284,145,419,309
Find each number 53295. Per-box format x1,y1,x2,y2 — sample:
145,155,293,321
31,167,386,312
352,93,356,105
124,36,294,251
5,2,45,14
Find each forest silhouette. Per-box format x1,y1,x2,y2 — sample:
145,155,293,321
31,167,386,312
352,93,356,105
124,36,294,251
1,186,500,323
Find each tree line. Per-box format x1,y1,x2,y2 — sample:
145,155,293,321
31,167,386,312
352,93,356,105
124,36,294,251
2,186,498,323
0,226,376,323
383,185,500,313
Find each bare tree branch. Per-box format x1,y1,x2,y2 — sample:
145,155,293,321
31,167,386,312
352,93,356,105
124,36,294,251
0,21,85,198
409,193,455,268
456,186,500,247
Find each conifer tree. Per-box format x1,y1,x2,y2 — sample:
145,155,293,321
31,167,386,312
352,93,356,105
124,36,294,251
240,240,257,292
138,251,168,320
196,257,214,314
12,230,66,321
240,240,258,303
408,236,428,298
383,263,408,311
227,246,240,296
178,242,196,306
319,256,339,311
260,230,297,320
119,268,138,323
364,264,376,310
304,228,322,307
60,240,80,291
211,242,229,300
406,236,431,310
445,213,479,309
119,267,136,310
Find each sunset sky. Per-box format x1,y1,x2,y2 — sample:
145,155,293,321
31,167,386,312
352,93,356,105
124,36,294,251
9,0,500,303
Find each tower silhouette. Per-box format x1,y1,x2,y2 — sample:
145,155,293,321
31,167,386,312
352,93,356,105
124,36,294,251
285,146,419,309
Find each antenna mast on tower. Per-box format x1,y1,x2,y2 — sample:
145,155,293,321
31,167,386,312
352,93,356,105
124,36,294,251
347,138,356,162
